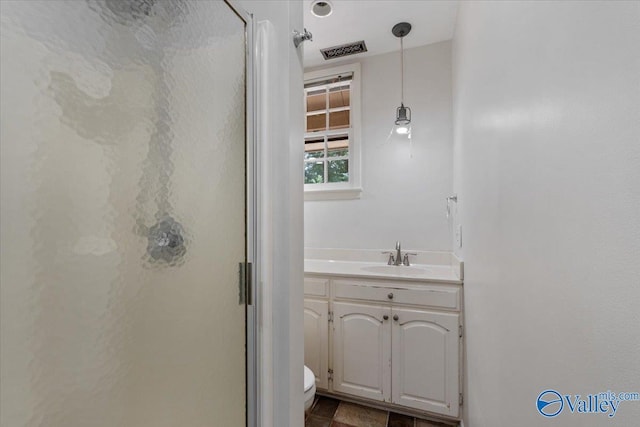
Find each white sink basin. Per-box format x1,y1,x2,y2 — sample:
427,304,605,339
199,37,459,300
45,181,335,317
361,265,430,275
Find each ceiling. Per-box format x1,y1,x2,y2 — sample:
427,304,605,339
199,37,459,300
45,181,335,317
303,0,459,68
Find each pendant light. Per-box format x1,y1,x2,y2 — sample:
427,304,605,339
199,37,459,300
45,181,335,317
392,22,412,135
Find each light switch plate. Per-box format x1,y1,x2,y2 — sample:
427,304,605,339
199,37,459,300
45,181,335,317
456,224,462,248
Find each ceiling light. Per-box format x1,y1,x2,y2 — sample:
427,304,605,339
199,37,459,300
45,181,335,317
392,22,412,135
311,0,333,18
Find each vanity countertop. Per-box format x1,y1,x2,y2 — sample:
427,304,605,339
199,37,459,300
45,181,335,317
304,248,463,284
304,259,462,284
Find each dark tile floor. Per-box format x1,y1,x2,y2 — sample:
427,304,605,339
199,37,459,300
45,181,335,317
305,396,458,427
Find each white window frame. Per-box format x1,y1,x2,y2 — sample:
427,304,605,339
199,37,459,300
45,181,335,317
304,63,362,201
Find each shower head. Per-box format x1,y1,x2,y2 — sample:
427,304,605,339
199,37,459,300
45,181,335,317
103,0,185,24
105,0,157,20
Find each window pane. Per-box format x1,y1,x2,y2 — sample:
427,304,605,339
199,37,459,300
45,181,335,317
304,137,325,159
328,159,349,183
328,148,348,158
329,86,350,109
306,91,326,113
306,113,326,132
329,110,349,130
305,161,324,184
327,134,349,157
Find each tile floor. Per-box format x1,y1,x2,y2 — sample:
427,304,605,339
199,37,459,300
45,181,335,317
305,396,458,427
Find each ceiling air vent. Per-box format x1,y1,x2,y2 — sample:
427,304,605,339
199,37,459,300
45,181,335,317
320,40,368,60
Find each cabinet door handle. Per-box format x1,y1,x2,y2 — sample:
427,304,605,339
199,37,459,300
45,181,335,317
387,293,394,300
393,314,399,321
383,315,389,321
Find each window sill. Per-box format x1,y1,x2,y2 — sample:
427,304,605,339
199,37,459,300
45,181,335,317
304,187,362,201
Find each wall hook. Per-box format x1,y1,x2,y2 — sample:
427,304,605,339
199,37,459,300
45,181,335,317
293,28,313,48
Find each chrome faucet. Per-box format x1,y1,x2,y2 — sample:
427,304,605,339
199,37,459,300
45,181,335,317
382,241,416,266
402,252,417,266
394,241,402,266
384,252,395,265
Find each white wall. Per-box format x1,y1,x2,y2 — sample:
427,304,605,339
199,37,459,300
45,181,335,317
452,2,640,426
305,42,454,251
237,2,304,427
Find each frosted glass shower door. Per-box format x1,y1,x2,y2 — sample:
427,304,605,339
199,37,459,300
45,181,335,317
0,1,248,426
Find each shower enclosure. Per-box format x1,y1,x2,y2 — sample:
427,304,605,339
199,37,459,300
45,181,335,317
0,1,253,425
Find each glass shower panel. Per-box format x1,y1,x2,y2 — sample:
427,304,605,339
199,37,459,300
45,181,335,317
0,1,247,426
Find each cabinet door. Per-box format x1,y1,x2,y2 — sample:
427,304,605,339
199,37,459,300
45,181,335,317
304,299,329,390
391,308,460,417
332,302,391,402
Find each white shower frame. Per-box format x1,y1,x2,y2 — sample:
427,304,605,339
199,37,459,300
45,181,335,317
224,3,306,426
224,1,258,426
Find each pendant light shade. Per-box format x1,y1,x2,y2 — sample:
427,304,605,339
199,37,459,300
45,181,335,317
392,22,411,135
395,104,411,126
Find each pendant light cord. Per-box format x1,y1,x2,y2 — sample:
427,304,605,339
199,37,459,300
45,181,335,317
400,36,404,105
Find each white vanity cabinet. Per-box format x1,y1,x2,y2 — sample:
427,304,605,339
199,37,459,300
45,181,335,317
304,273,463,420
391,307,460,416
303,277,330,390
332,301,391,402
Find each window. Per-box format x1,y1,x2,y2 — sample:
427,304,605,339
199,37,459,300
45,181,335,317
304,63,361,200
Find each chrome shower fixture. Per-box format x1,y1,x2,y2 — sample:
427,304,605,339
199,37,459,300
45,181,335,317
293,28,313,48
147,215,186,263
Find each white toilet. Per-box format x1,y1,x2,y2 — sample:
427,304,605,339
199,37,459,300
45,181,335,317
304,365,316,412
